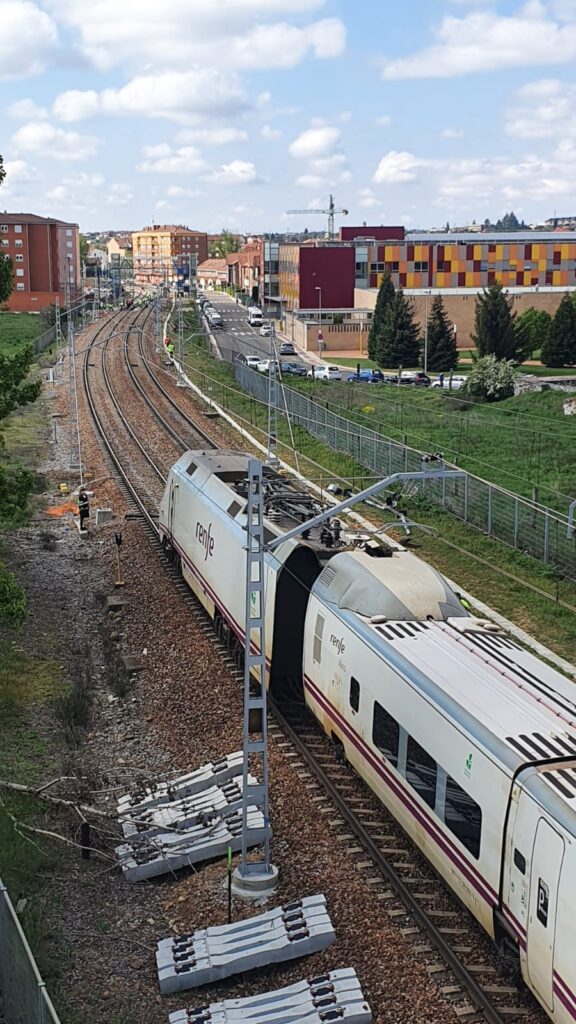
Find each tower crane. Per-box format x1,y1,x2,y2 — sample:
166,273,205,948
286,194,348,241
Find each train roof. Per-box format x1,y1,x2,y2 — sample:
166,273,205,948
316,549,467,621
315,557,576,813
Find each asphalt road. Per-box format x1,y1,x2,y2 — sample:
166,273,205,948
201,293,276,360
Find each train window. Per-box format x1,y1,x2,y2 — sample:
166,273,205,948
514,849,526,875
313,613,325,664
444,775,482,859
372,702,399,767
228,501,241,517
406,736,437,809
186,460,197,476
350,677,360,713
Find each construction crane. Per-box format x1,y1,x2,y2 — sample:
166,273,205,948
286,194,348,241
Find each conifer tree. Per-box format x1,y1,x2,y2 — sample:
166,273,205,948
375,290,420,369
367,272,395,360
541,294,576,367
425,294,458,372
471,283,519,360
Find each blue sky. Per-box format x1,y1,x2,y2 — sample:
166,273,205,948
2,0,576,233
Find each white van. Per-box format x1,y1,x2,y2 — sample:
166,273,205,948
247,307,263,327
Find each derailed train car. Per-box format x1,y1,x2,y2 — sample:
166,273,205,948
160,449,576,1024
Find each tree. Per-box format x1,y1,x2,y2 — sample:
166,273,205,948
541,294,576,367
425,295,458,372
515,307,551,361
367,272,395,360
471,282,521,360
209,231,242,258
79,234,89,260
461,354,515,402
0,156,12,304
375,290,420,369
494,211,526,232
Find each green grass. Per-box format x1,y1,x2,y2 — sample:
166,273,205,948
0,312,46,356
183,341,576,664
265,374,576,512
0,639,64,952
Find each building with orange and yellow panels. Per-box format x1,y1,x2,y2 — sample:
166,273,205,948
367,232,576,292
132,224,208,286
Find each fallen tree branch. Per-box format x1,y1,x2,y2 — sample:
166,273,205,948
0,778,117,820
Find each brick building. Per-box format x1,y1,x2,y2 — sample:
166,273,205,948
226,242,262,303
132,224,208,287
279,243,355,311
0,213,80,312
366,231,576,291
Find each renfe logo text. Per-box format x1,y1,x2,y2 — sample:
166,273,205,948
196,521,215,561
330,635,346,655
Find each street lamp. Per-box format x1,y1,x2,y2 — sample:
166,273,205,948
423,289,432,374
315,285,323,353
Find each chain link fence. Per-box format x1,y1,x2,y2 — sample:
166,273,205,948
0,882,60,1024
234,363,576,580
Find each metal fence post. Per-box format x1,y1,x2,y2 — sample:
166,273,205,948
514,496,519,548
544,513,550,564
464,474,469,522
487,484,493,535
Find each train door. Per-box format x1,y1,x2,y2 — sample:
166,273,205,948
526,818,565,1011
168,480,178,539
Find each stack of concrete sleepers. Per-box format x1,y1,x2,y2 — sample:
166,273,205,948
117,752,245,819
119,774,254,841
157,895,336,995
168,968,372,1024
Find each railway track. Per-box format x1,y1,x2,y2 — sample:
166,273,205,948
81,308,545,1024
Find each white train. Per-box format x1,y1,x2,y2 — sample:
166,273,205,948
159,450,576,1024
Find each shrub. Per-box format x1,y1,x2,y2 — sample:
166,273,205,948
461,354,515,403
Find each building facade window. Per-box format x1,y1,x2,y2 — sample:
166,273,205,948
16,269,24,277
15,240,23,247
15,254,24,262
66,229,72,236
16,283,25,291
0,225,8,233
14,225,22,233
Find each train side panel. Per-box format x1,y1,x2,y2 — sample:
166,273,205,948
504,781,576,1024
303,594,507,935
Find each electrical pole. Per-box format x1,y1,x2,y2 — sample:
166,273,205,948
236,459,276,894
55,297,62,380
178,295,184,364
267,323,279,466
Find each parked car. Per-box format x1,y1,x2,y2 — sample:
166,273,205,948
306,364,343,381
256,358,280,373
236,354,261,369
345,368,384,383
279,341,296,355
279,361,307,376
431,374,467,390
398,371,431,386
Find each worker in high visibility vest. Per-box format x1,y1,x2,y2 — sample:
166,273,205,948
166,341,175,363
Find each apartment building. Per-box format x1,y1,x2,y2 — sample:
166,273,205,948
0,213,80,311
132,224,208,286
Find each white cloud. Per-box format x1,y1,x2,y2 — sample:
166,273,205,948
0,1,58,79
261,124,282,140
42,2,343,72
11,121,99,161
7,98,48,120
3,159,37,184
225,18,345,68
176,127,248,146
441,127,464,138
53,90,100,122
295,174,325,189
357,188,380,209
209,160,262,184
374,115,392,127
381,1,576,79
165,185,205,198
105,183,134,206
505,78,576,139
137,145,206,174
373,151,424,184
52,69,248,125
289,125,341,159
